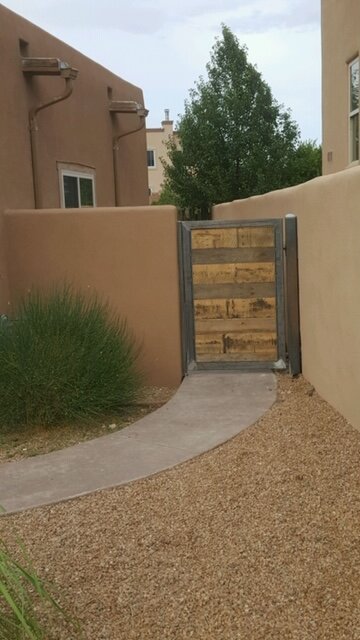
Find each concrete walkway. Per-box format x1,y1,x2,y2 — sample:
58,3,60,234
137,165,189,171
0,372,276,514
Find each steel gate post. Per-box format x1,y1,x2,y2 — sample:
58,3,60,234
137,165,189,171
284,214,302,375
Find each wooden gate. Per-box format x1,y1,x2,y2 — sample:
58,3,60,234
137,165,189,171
180,219,286,372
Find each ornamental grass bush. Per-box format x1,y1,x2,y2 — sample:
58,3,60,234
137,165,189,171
0,286,142,428
0,533,81,639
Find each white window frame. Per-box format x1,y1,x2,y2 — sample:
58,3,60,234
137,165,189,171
349,57,359,163
147,149,156,169
58,167,96,208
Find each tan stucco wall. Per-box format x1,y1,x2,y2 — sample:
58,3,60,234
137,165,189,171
146,122,175,198
3,206,182,388
0,4,148,212
213,167,360,430
322,0,360,174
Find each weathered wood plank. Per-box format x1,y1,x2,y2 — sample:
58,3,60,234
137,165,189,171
191,228,238,249
191,226,275,249
228,297,276,318
237,226,274,248
195,331,277,358
193,282,276,300
195,333,223,355
194,300,228,320
196,351,277,362
195,331,276,350
195,318,277,333
194,297,276,320
192,262,275,285
189,224,279,364
223,331,277,353
192,247,275,264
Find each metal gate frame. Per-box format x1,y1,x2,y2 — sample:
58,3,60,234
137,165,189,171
179,218,287,373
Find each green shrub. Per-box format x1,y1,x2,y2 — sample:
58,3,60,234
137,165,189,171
0,286,142,428
0,534,81,639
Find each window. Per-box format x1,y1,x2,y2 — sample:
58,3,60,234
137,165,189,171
147,149,156,168
349,57,359,162
58,167,96,208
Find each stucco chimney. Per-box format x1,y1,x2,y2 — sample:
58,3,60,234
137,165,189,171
161,108,173,131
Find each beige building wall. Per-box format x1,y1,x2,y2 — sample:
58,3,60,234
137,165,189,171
0,4,149,214
3,206,183,388
322,0,360,174
146,112,177,201
213,167,360,431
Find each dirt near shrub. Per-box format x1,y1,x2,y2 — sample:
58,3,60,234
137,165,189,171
0,386,175,463
1,374,360,640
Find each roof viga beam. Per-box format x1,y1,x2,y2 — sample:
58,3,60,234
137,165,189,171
22,57,78,78
109,100,148,117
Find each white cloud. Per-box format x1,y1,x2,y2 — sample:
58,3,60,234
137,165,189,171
1,0,322,140
3,0,319,34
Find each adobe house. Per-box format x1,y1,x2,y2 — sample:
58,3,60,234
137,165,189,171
146,109,178,202
0,4,149,212
322,0,360,174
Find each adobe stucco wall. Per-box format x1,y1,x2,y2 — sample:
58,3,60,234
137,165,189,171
213,167,360,430
2,206,182,388
322,0,360,174
0,4,148,212
146,121,174,197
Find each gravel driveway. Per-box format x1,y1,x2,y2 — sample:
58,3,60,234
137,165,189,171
1,374,359,640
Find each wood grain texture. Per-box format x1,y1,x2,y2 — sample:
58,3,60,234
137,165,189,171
195,331,277,361
192,247,275,265
194,298,276,320
192,262,275,285
189,224,279,364
195,318,277,333
196,351,277,362
193,282,276,300
191,226,274,249
223,331,277,354
195,333,223,355
237,226,274,248
191,228,238,249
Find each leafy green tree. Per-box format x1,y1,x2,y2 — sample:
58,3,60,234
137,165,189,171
162,26,319,219
151,182,179,207
289,140,322,184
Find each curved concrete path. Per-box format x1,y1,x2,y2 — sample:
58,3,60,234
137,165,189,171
0,372,276,514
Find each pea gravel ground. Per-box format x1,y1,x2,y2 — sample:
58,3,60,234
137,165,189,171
1,374,360,640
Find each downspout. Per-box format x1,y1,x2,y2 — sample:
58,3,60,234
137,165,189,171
29,73,77,208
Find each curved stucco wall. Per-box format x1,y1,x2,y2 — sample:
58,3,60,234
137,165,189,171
213,167,360,430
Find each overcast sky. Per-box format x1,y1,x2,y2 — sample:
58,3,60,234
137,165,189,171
2,0,322,141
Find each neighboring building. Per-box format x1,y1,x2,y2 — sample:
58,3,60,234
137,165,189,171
146,110,177,202
322,0,360,174
0,4,149,212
